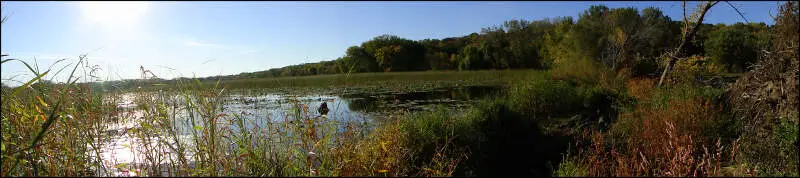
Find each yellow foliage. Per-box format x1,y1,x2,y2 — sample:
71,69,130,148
625,78,655,101
614,27,627,45
674,55,724,75
666,55,725,84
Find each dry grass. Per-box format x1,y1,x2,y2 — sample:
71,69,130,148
563,84,742,177
625,78,655,101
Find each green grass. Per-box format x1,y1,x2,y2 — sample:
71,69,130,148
553,153,588,177
141,70,544,94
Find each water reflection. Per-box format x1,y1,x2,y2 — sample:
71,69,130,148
92,85,499,176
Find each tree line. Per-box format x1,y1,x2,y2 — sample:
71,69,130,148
193,5,772,81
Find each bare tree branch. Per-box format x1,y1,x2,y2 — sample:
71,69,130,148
725,1,751,24
658,1,720,87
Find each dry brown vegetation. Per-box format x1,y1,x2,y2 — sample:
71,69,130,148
725,1,799,175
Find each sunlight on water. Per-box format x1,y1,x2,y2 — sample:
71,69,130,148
90,86,494,176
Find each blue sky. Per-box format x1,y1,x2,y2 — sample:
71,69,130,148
0,1,780,85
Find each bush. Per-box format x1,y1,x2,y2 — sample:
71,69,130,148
663,55,726,86
399,92,580,177
624,78,655,101
563,96,736,176
555,78,738,177
507,79,584,117
464,99,571,177
553,151,589,177
399,107,477,176
551,59,604,85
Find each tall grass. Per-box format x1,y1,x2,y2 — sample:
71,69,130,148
137,69,542,94
553,76,749,177
2,55,116,176
1,56,471,177
97,70,413,176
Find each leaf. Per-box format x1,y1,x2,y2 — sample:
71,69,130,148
10,70,49,98
1,142,5,152
20,59,40,76
194,126,203,131
380,141,389,152
48,61,73,82
36,96,48,108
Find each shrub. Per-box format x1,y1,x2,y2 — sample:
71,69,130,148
399,107,475,176
663,55,726,86
553,151,589,177
557,80,738,177
463,99,570,177
507,79,584,117
552,59,603,85
625,78,655,101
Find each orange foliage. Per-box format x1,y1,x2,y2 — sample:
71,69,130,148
574,97,738,176
625,78,655,101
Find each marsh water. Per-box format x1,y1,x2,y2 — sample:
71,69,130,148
91,85,500,176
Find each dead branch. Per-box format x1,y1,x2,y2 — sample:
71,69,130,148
658,1,720,87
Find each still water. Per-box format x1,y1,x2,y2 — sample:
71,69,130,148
91,86,499,176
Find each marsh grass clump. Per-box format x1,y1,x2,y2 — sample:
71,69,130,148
561,88,739,177
393,80,619,176
1,56,117,177
550,68,758,177
507,79,583,117
398,107,475,176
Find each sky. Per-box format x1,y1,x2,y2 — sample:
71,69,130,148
0,1,782,86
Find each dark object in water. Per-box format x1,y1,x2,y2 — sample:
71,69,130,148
317,102,329,115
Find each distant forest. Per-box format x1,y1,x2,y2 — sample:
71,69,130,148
103,5,772,88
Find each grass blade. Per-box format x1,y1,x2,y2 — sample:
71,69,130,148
9,70,48,98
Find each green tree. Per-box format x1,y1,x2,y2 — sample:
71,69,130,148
705,22,770,73
343,46,378,73
361,35,426,72
479,26,511,69
541,16,575,67
457,44,481,70
571,5,611,62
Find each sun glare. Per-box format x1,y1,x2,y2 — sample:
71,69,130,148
80,1,149,27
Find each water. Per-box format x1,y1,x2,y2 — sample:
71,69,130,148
91,85,499,176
